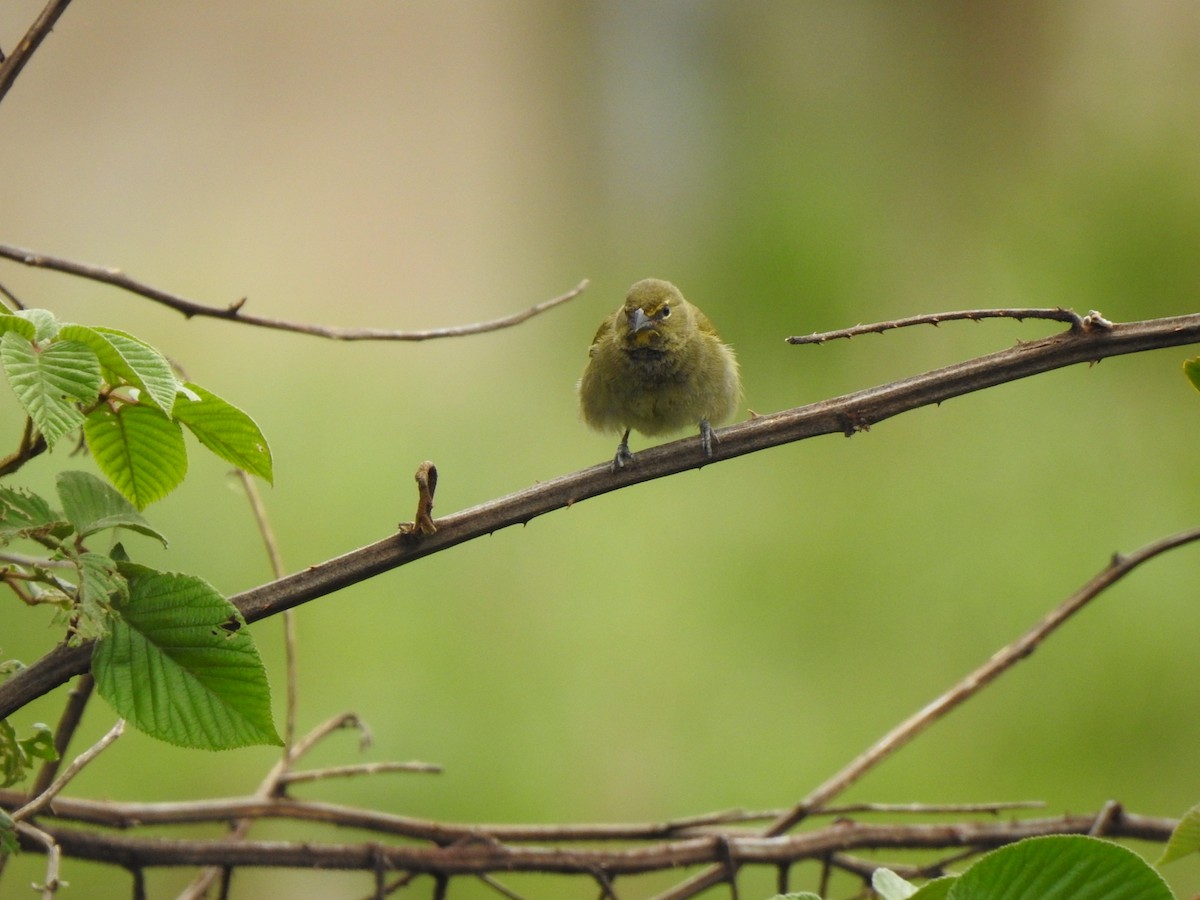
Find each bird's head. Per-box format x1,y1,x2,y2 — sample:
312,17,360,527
619,278,687,349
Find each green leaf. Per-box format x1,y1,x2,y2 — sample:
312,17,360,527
1184,357,1200,394
84,404,187,509
20,724,56,762
0,719,54,788
56,470,168,546
57,324,178,412
947,835,1172,900
0,486,66,544
0,718,23,788
911,878,956,899
173,383,273,483
874,868,918,899
0,314,36,340
70,551,128,642
17,308,59,342
93,566,281,750
1,332,101,448
1158,801,1200,865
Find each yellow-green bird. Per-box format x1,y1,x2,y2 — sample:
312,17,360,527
579,278,741,471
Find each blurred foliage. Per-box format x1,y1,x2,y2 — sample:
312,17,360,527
2,2,1200,897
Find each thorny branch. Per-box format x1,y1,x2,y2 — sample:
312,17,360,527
0,242,588,341
7,307,1200,719
785,306,1106,343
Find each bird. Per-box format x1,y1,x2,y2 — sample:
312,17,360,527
578,278,741,471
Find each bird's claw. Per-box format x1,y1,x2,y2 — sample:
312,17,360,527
699,419,717,458
611,441,635,472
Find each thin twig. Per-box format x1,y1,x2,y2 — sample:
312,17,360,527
14,719,124,822
818,800,1044,817
0,280,26,309
14,821,61,900
786,307,1088,344
653,526,1200,899
279,761,443,784
235,471,294,749
0,0,73,107
292,711,374,758
7,309,1200,717
0,243,587,341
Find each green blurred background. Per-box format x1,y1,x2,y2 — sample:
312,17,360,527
3,2,1200,897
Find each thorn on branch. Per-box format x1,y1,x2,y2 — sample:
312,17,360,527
399,461,438,539
1088,800,1123,836
839,411,871,436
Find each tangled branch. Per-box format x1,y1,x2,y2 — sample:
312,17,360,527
0,802,1176,880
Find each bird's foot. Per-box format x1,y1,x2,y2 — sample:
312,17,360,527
699,419,717,458
611,429,635,472
611,441,635,472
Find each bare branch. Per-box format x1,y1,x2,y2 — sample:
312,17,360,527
0,243,588,340
5,310,1200,719
0,0,73,107
786,306,1089,344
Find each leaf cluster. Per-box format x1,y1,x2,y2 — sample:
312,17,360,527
0,312,281,754
0,307,271,507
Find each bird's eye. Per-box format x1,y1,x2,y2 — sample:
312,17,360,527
659,305,671,320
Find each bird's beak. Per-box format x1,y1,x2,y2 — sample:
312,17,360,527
629,308,653,333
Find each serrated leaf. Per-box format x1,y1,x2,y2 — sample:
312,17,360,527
17,308,59,342
56,470,168,546
1,332,101,448
1185,358,1200,394
93,567,281,750
0,720,53,788
0,486,65,544
70,551,127,641
84,404,187,509
173,382,272,483
1157,801,1200,865
20,724,56,762
57,324,178,412
910,877,955,899
0,314,36,340
0,718,22,787
947,835,1171,900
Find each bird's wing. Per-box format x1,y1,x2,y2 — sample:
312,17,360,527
691,305,722,340
589,311,615,347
